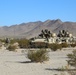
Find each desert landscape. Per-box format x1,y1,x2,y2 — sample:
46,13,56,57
0,46,75,75
0,1,76,75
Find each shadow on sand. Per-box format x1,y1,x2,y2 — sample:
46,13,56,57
45,68,76,71
6,60,33,64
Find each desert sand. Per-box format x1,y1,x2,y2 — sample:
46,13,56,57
0,47,75,75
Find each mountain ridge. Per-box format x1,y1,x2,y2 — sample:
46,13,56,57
0,19,76,39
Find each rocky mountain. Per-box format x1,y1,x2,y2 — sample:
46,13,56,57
0,19,76,39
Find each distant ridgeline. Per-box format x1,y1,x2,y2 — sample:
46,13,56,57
31,29,76,44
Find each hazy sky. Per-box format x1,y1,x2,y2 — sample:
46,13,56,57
0,0,76,26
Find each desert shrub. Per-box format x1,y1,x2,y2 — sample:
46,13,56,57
0,39,5,42
70,43,76,47
17,39,30,48
60,43,69,48
7,45,17,51
0,41,2,48
10,39,17,44
67,50,76,68
49,43,62,51
31,42,48,48
27,49,49,62
67,50,76,75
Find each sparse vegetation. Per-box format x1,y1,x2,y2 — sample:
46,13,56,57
27,49,49,62
6,38,31,50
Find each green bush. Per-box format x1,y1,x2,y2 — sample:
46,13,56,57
49,43,62,51
27,49,49,62
7,45,17,51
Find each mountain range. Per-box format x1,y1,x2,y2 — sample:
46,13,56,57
0,19,76,39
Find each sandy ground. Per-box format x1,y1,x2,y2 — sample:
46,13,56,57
0,47,75,75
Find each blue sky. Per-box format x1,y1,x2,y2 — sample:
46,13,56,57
0,0,76,26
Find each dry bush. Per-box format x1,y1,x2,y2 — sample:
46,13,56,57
27,49,49,62
70,43,76,47
17,39,30,48
67,50,76,68
7,45,17,51
67,49,76,75
49,43,62,51
60,43,69,48
31,42,48,48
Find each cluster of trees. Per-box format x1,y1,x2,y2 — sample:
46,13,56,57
57,30,71,37
39,29,51,38
38,29,53,42
38,29,72,38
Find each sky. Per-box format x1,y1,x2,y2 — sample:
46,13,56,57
0,0,76,26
